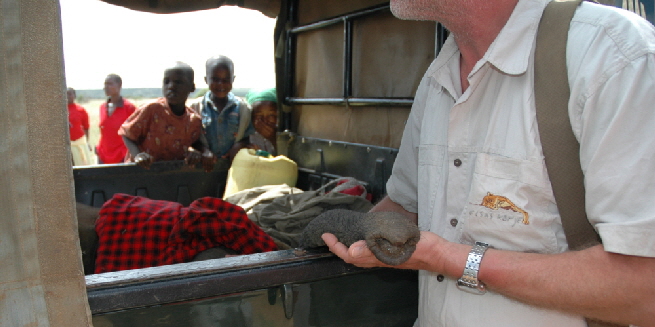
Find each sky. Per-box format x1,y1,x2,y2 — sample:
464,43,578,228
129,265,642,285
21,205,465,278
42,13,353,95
59,0,277,90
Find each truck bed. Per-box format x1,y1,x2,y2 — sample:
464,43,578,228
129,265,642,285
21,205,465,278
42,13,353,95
76,135,417,326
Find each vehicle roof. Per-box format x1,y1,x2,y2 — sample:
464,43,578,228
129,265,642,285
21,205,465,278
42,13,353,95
101,0,281,17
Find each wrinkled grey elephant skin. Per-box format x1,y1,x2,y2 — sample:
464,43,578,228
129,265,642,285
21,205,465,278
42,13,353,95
300,209,420,266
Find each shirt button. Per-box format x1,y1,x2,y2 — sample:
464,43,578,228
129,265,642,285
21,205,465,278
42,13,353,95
437,274,445,282
450,219,458,227
454,158,462,167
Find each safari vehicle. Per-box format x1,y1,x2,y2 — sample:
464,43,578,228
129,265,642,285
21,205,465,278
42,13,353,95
2,0,652,326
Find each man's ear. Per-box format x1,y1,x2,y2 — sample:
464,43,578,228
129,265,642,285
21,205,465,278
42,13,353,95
191,83,196,93
232,75,236,83
204,76,208,84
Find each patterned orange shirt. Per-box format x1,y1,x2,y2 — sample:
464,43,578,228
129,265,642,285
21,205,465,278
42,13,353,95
119,98,203,162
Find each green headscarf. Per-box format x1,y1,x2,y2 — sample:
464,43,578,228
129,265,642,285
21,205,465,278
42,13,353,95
246,88,277,105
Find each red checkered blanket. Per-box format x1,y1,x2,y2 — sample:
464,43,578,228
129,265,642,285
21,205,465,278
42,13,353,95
95,194,277,273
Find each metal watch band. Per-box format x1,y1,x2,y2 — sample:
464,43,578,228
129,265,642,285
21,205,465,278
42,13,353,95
456,241,490,295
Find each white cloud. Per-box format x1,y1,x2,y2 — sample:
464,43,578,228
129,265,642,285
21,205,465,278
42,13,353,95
59,0,277,90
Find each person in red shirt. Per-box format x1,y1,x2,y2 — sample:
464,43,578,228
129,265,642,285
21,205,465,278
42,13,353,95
119,62,215,171
66,87,91,166
96,74,136,164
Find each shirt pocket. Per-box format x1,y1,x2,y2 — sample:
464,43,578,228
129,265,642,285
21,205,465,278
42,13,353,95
417,144,446,231
458,153,565,254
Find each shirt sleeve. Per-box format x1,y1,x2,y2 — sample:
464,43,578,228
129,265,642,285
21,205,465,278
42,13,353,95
118,103,153,142
578,51,655,258
385,76,432,214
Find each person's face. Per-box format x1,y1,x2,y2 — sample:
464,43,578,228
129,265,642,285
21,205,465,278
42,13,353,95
205,65,233,100
162,69,195,106
66,89,76,104
251,101,278,140
103,77,121,97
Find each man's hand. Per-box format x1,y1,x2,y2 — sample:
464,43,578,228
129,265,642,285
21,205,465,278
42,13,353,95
134,152,153,170
321,233,384,268
325,221,655,326
322,231,452,273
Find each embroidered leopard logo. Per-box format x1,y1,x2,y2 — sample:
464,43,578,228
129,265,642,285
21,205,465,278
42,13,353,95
480,192,529,225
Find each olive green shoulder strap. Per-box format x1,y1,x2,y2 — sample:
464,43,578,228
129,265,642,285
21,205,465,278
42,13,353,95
534,2,624,326
534,0,601,251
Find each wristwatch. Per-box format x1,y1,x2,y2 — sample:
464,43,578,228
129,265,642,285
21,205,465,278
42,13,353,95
456,241,490,295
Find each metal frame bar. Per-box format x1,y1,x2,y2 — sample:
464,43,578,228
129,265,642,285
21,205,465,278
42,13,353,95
283,0,298,112
282,3,415,107
287,3,389,34
284,97,414,106
344,18,354,99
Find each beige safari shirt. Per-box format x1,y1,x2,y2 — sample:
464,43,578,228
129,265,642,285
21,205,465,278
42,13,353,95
386,0,655,326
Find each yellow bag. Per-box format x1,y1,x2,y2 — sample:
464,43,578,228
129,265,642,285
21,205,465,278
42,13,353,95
223,149,298,198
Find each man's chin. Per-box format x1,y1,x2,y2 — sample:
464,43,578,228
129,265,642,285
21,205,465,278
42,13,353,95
390,1,433,21
389,2,409,19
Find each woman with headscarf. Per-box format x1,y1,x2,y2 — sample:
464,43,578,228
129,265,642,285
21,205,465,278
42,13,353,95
245,88,278,155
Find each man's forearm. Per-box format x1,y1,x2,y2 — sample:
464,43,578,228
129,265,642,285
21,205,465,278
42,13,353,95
343,196,655,325
442,243,655,326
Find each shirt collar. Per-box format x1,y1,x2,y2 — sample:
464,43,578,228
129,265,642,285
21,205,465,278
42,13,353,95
482,0,549,76
431,0,548,84
427,0,549,99
204,91,237,112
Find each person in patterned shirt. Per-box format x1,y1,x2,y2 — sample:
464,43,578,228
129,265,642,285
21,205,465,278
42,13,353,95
119,62,215,171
